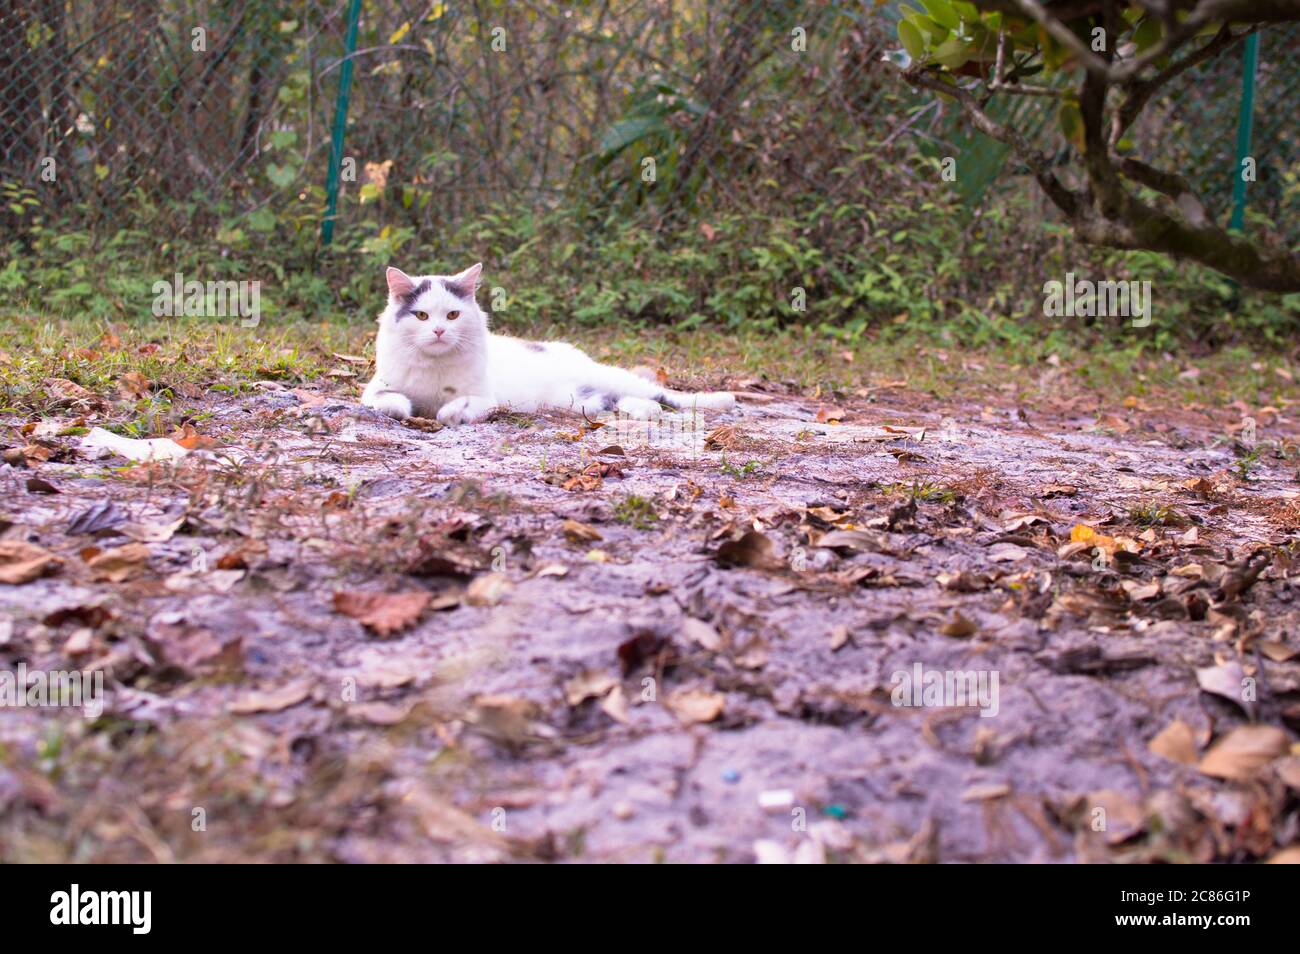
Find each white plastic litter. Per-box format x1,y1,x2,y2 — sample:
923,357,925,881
79,427,191,462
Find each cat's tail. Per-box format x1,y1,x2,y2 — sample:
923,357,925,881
656,389,736,412
599,364,735,412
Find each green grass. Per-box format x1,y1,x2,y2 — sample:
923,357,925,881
1,310,1297,428
612,494,659,530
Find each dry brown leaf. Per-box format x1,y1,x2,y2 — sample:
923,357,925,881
86,542,150,582
1147,718,1198,765
561,519,602,543
227,679,314,715
666,688,725,725
1198,725,1290,780
939,611,977,638
0,541,63,585
563,669,618,707
118,371,150,399
1087,789,1145,844
333,590,432,637
466,572,511,606
830,625,851,651
1195,662,1252,716
961,783,1011,802
715,530,778,569
682,617,723,652
170,422,220,450
601,685,630,724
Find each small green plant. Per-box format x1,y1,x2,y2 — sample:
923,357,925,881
613,494,659,530
1129,502,1179,527
1235,447,1261,481
883,480,955,504
720,452,765,479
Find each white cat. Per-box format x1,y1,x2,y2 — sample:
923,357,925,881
361,263,736,425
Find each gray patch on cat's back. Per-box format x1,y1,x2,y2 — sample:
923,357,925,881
395,278,432,320
601,393,619,412
576,384,598,398
524,341,546,352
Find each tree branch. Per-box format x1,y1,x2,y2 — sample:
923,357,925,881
899,68,1080,217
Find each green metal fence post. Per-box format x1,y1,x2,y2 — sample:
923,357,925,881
1229,32,1260,234
321,0,364,247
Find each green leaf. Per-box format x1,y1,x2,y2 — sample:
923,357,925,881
1057,101,1084,150
247,207,276,232
268,130,297,150
914,15,949,42
933,36,972,70
920,0,960,31
266,163,297,188
898,19,926,61
1133,17,1161,53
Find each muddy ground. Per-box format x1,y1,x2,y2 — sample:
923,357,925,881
2,372,1299,863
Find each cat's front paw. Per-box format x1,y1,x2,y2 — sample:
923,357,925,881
364,390,413,420
436,395,496,425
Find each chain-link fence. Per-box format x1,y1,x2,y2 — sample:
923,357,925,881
0,0,324,209
1,2,1296,243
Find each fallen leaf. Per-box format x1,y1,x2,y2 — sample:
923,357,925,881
939,611,977,638
86,542,150,582
66,501,125,535
148,614,243,675
2,444,51,467
1195,662,1253,716
816,529,884,553
0,542,63,585
1087,789,1145,844
466,572,511,606
333,590,432,637
121,514,187,543
830,625,851,651
169,423,220,450
1041,484,1078,498
961,783,1011,802
601,685,630,724
1148,718,1198,765
561,519,602,543
988,543,1028,563
682,617,723,652
715,530,778,569
349,701,412,725
227,679,314,714
1198,725,1290,780
25,476,59,494
666,688,725,725
563,669,618,707
118,371,150,399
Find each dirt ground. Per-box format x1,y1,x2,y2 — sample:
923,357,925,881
2,371,1299,863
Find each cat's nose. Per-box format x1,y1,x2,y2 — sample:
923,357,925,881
433,328,445,338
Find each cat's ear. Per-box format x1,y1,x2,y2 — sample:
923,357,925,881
386,266,416,299
443,263,482,300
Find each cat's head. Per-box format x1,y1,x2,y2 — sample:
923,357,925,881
381,263,486,355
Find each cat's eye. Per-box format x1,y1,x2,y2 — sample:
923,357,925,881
414,311,429,321
446,310,460,321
